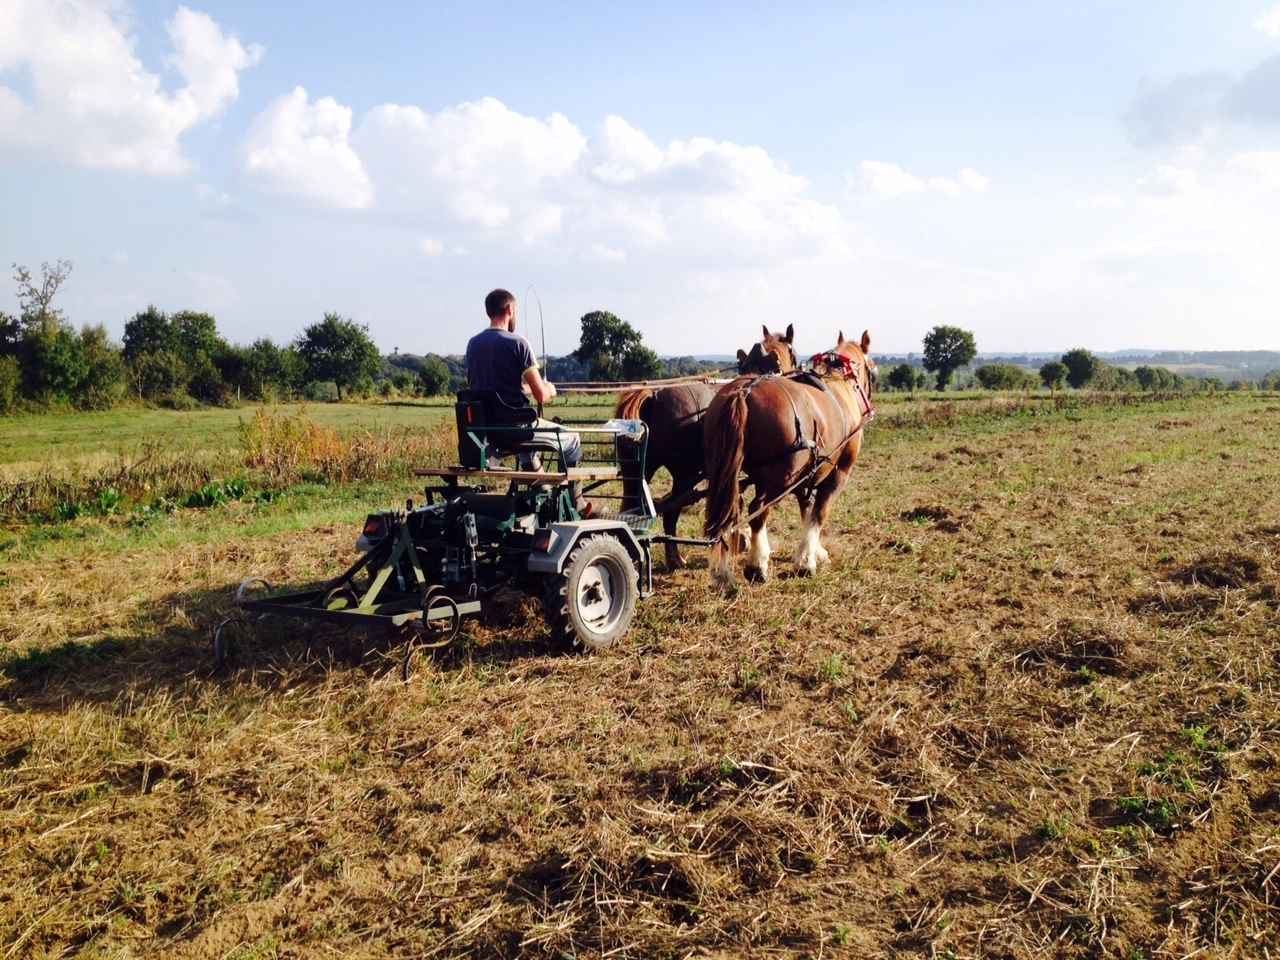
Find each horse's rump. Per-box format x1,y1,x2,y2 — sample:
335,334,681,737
703,374,861,541
614,387,655,422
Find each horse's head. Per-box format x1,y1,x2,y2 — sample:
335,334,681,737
817,329,876,398
736,324,797,375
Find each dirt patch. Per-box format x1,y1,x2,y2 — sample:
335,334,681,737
1020,619,1131,676
1157,419,1193,429
900,504,963,532
1173,552,1263,589
1129,588,1222,622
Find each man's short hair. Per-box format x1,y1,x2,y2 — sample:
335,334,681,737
485,289,515,319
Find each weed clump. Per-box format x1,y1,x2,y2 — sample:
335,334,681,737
239,407,453,485
1172,552,1262,589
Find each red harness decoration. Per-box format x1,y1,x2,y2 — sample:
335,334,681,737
808,351,876,421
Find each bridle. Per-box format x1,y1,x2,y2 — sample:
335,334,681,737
808,350,876,422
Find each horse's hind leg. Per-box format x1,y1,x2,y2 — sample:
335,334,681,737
744,497,771,583
663,469,700,570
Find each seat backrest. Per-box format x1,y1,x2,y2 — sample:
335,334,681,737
454,389,538,467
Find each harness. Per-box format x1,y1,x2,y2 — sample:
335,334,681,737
733,351,876,520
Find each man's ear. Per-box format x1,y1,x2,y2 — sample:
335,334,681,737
784,323,794,344
860,330,872,354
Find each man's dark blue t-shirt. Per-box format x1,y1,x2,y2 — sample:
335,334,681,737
465,328,537,406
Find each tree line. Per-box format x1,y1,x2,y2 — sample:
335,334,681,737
0,262,704,415
4,265,1273,415
880,325,1280,394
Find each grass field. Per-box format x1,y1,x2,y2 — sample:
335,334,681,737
2,392,1279,958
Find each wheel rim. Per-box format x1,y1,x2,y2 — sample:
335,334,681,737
575,556,627,636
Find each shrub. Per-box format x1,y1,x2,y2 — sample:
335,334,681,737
1040,361,1068,391
129,350,189,401
303,380,338,402
0,355,18,413
975,363,1037,390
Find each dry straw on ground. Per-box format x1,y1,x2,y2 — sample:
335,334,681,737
2,393,1279,958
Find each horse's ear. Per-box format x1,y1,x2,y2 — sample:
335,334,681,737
860,330,871,354
837,330,845,345
784,323,794,343
762,324,771,340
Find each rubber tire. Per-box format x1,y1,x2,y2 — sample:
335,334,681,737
542,533,639,652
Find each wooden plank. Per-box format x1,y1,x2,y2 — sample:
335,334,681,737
415,466,620,482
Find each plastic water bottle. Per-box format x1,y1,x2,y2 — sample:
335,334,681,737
603,418,645,439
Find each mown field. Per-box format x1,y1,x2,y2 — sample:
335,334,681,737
2,392,1279,958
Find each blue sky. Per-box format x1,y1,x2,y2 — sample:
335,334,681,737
4,1,1280,357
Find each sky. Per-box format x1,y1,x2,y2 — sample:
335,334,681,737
3,1,1280,358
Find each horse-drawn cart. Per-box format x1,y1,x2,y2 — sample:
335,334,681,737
215,390,666,672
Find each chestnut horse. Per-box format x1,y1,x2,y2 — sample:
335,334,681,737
702,331,875,587
617,325,797,568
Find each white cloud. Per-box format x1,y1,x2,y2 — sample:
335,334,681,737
855,160,990,197
243,87,373,209
355,97,585,228
419,237,443,256
1229,150,1280,188
1136,163,1199,195
242,93,848,266
0,1,259,174
1257,4,1280,38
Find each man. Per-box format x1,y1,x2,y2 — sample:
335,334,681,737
465,288,582,469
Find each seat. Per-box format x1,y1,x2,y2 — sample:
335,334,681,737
454,389,562,469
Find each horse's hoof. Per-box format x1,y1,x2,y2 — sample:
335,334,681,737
744,565,768,584
666,552,686,571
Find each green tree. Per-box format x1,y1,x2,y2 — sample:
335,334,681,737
1039,361,1068,391
921,325,977,390
171,310,225,365
0,312,19,358
392,372,414,394
1060,348,1098,389
417,355,451,396
242,339,301,400
572,310,651,381
187,352,229,404
23,325,88,402
74,324,126,409
620,343,661,381
123,305,174,362
295,313,382,400
0,355,19,412
886,363,917,392
129,350,189,400
13,259,72,337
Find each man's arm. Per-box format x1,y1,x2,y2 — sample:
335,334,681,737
523,366,557,404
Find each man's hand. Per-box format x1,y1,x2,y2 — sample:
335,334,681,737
523,366,556,405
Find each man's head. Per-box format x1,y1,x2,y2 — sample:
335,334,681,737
485,289,516,331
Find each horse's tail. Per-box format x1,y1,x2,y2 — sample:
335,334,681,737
703,384,750,544
615,387,654,421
